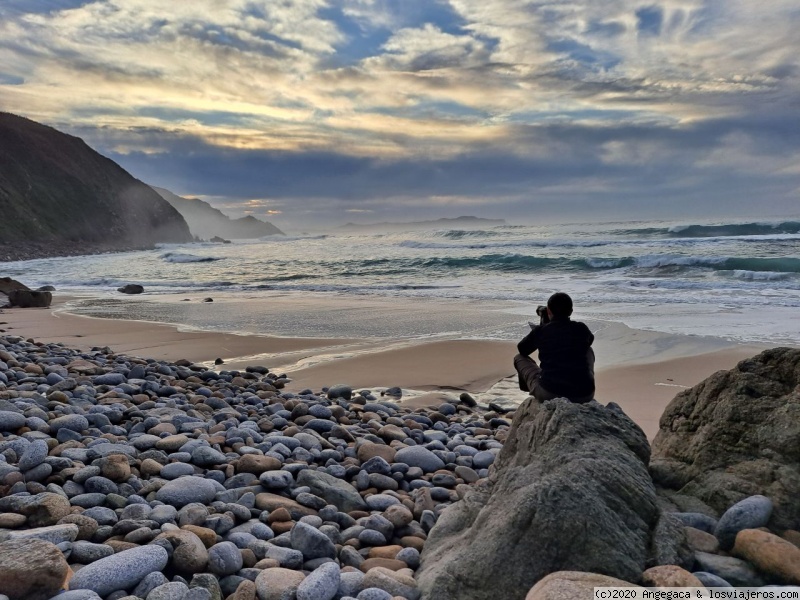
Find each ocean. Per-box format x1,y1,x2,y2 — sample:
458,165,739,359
5,218,800,346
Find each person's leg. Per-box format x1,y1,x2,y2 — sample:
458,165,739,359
513,354,541,393
532,382,559,402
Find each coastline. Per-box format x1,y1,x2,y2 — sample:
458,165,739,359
0,294,776,439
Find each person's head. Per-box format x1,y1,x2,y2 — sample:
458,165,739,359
547,292,573,320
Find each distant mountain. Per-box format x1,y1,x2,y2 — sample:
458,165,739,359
338,216,506,232
0,112,193,260
153,187,284,240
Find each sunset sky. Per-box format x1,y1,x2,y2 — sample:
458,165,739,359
1,1,798,228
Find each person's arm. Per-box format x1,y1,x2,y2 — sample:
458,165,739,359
517,326,540,356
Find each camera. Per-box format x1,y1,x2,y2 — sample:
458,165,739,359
535,305,550,325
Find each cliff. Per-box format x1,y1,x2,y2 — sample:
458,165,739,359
152,187,284,239
0,112,192,260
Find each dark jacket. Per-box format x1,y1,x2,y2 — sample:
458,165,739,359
517,317,595,398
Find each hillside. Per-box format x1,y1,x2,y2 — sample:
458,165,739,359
153,187,284,239
0,112,192,260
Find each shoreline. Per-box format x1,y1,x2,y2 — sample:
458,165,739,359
0,294,778,439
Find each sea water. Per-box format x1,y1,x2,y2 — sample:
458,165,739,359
5,218,800,345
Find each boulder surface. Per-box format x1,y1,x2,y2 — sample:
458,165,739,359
650,347,800,530
415,398,660,600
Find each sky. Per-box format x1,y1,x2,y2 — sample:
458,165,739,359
1,0,799,229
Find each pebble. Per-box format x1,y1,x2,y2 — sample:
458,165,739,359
0,334,520,600
714,495,773,550
68,545,170,596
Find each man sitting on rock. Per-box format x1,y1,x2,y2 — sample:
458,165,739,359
514,292,595,403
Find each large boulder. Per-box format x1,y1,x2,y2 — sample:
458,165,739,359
8,289,52,308
415,398,660,600
650,348,800,530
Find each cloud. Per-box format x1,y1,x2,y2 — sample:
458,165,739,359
0,0,798,225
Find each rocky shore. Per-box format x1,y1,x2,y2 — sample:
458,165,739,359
0,335,798,600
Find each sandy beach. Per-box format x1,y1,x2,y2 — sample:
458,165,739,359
0,295,772,439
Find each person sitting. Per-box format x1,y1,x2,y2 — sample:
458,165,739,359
513,292,595,403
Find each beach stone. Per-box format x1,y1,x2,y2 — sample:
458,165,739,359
70,541,115,564
259,471,294,489
394,447,444,473
155,530,209,574
641,565,703,587
208,541,243,576
53,592,102,600
0,513,26,528
0,538,70,600
133,573,170,600
156,476,219,508
694,551,764,587
338,571,365,598
238,454,282,474
228,579,256,600
296,562,340,600
524,571,639,600
18,439,48,471
58,514,99,540
732,528,800,584
50,414,89,433
146,582,189,600
188,574,222,600
357,443,396,463
291,521,337,559
672,512,717,534
0,523,78,545
356,590,392,600
693,572,733,588
68,544,169,597
101,454,132,481
416,399,659,600
297,469,367,513
254,567,305,600
684,526,720,554
651,348,800,531
0,492,71,527
0,411,25,431
361,567,419,600
327,384,352,400
714,495,773,550
192,446,227,467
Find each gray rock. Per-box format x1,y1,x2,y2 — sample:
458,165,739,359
0,411,27,431
291,521,337,560
416,398,659,600
191,446,227,467
327,384,352,400
155,476,220,508
338,571,365,598
0,523,78,545
672,512,718,534
48,591,102,600
693,572,733,587
68,544,170,596
297,469,367,513
394,446,445,473
18,439,49,471
714,495,773,550
296,562,340,600
70,541,115,564
357,589,393,600
651,348,800,530
49,415,89,433
694,552,764,587
648,512,693,570
132,572,170,599
259,470,293,489
207,541,243,576
146,582,189,600
396,547,420,569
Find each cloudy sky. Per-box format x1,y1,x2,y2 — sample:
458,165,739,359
1,1,798,228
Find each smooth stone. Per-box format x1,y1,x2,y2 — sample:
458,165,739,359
18,439,49,471
70,541,115,564
296,469,367,513
524,571,640,600
296,562,340,600
356,590,392,600
360,567,420,600
254,567,305,600
0,523,79,545
155,476,220,508
208,541,244,576
68,545,170,596
693,572,733,587
715,495,773,550
641,565,703,587
132,573,170,599
0,538,70,600
732,528,800,585
393,447,445,473
291,521,336,560
146,582,189,600
694,551,764,587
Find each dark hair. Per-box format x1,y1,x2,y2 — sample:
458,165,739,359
547,292,573,319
